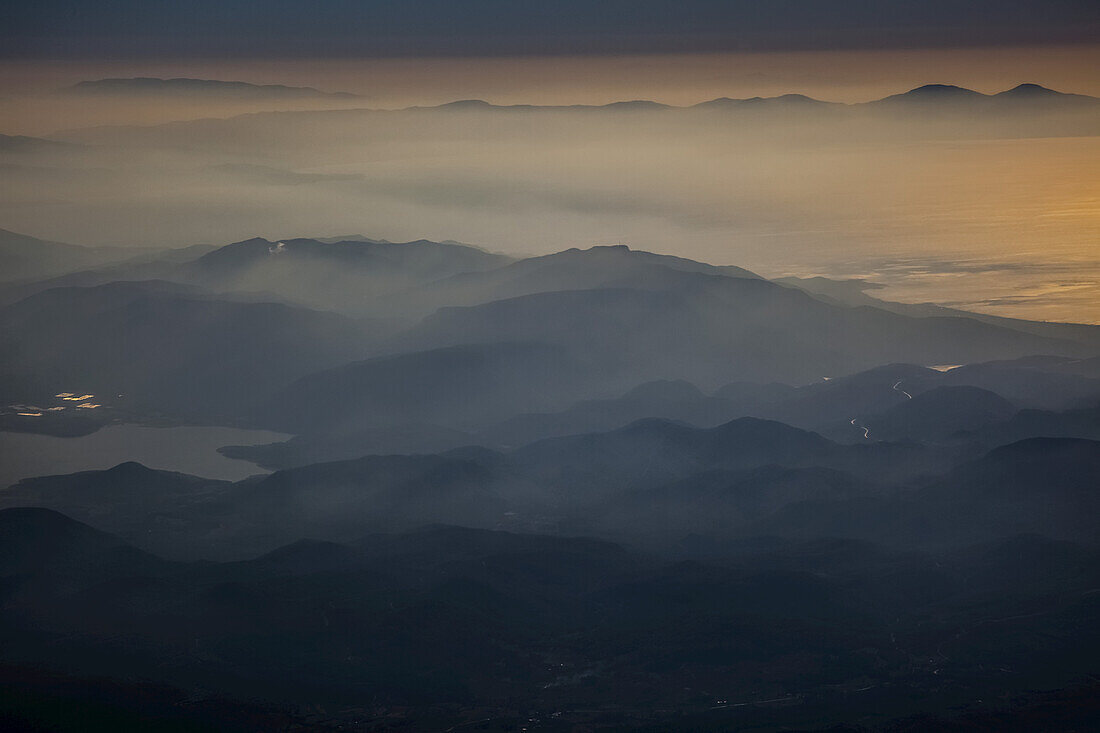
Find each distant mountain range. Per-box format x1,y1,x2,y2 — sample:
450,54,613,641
221,355,1100,470
48,79,1098,114
871,82,1099,107
3,427,1097,558
49,81,1100,155
408,83,1099,113
2,232,1098,434
60,77,360,99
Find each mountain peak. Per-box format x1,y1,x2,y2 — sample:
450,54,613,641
693,93,828,109
1002,82,1057,96
102,461,161,478
893,84,982,100
195,235,508,271
992,83,1092,102
910,83,978,94
437,99,494,109
600,100,670,111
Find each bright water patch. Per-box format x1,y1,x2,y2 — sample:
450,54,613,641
0,424,291,488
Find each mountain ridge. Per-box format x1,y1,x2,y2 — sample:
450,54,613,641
61,77,360,99
49,83,1100,142
410,84,1097,112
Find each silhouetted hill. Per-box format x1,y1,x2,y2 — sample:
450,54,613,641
979,354,1100,378
938,361,1100,409
753,438,1100,547
193,236,507,279
142,83,1093,115
228,376,748,470
970,404,1100,446
0,455,518,559
16,240,1093,441
0,246,218,308
383,244,760,317
56,81,1100,172
509,416,828,488
0,507,166,598
758,363,939,430
264,342,592,434
946,437,1100,495
7,234,512,319
778,277,1100,348
0,463,231,557
718,359,1100,441
183,236,512,316
400,273,1085,392
592,465,883,540
0,507,128,571
945,533,1100,594
1,234,513,317
997,82,1076,100
8,423,1091,561
918,438,1100,543
230,454,513,542
0,414,955,559
0,228,126,283
693,93,837,111
422,99,675,113
870,83,1100,110
874,83,986,104
477,378,743,448
505,416,947,502
62,77,359,99
863,385,1016,442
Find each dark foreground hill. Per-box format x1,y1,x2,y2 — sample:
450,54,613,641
1,508,1098,731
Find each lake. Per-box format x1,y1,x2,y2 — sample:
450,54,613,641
0,424,290,488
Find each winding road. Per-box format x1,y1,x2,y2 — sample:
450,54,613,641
849,377,912,441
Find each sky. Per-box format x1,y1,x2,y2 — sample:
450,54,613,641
3,0,1099,58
